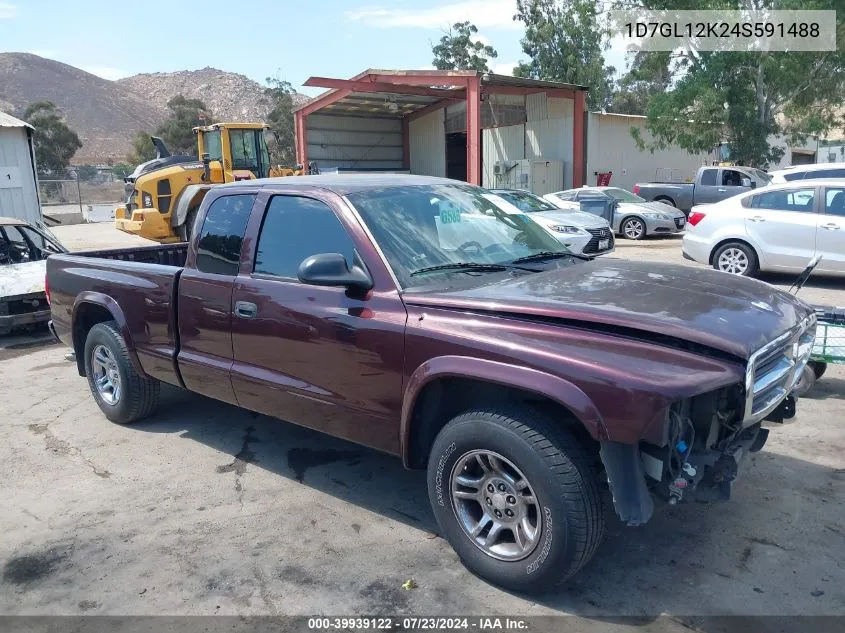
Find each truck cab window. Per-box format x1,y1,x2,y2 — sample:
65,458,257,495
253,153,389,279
195,194,255,275
254,196,356,279
700,169,717,186
202,130,223,161
721,170,743,187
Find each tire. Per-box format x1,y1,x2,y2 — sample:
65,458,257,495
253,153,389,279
811,361,827,380
655,196,676,208
712,241,759,277
179,208,198,242
84,321,160,424
427,406,605,593
620,216,646,240
793,363,816,397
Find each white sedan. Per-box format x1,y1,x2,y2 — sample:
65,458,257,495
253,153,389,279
682,179,845,277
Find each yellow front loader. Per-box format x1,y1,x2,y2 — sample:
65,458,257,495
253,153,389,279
115,123,304,242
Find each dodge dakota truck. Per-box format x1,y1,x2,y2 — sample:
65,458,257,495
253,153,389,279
46,175,815,592
634,165,772,214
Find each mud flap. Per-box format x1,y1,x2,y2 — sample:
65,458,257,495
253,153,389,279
599,442,654,526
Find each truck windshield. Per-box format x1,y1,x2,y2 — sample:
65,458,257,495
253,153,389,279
347,184,571,288
602,188,646,203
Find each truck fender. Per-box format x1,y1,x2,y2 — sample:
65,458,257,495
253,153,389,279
72,292,144,377
400,355,608,467
171,184,212,227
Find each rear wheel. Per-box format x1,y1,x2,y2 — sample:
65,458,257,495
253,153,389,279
712,241,759,277
426,406,605,593
84,321,159,424
621,217,646,240
655,196,676,207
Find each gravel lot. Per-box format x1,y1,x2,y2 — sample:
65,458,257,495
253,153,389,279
1,228,843,630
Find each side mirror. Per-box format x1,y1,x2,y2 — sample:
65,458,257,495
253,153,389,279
741,177,752,188
297,253,373,292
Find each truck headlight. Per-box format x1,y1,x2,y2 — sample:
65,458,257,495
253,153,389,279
550,225,583,234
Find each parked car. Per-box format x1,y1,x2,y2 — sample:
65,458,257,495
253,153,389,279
682,179,845,277
488,188,614,255
544,186,687,240
47,175,815,593
0,216,67,335
633,166,771,214
769,162,845,184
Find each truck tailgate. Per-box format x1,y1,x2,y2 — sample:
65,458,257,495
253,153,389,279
47,245,186,386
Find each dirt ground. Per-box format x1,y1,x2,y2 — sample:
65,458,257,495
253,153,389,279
1,228,843,629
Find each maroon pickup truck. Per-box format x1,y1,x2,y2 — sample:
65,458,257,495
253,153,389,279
46,175,816,592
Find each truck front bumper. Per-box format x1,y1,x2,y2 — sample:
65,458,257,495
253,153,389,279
0,292,51,334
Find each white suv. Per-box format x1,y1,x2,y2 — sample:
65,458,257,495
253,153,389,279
682,179,845,277
769,162,845,184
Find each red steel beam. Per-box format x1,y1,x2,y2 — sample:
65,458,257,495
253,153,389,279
304,77,464,99
405,97,463,123
366,73,472,87
298,88,352,117
295,110,307,167
466,76,481,185
572,90,586,188
482,86,575,99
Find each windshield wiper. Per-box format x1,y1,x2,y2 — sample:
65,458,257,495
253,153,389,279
511,251,589,264
410,262,511,277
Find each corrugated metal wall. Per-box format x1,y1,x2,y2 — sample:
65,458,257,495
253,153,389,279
306,114,403,170
586,113,709,190
409,109,446,177
0,127,40,224
482,124,525,188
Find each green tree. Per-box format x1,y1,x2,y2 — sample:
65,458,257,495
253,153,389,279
609,51,672,115
624,0,845,167
154,95,214,156
431,21,498,72
513,0,615,111
76,164,98,182
22,101,82,175
111,162,133,179
127,131,156,165
264,76,297,166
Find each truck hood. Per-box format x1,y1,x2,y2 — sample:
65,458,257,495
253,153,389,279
403,259,813,360
0,260,47,298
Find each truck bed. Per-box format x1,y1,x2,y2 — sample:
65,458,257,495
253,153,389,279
46,243,187,386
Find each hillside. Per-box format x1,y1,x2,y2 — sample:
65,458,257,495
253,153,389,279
0,53,307,164
0,53,165,163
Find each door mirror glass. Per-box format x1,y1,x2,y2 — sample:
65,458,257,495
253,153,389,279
741,177,752,188
298,252,373,292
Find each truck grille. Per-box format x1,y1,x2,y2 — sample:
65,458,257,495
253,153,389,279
744,315,816,421
583,227,614,253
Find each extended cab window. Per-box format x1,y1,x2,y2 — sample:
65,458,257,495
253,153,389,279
195,194,255,275
254,196,356,279
751,188,816,212
699,169,717,186
721,169,744,186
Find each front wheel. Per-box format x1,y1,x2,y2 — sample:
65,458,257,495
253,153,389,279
84,321,160,424
620,217,646,240
426,407,605,593
712,241,759,277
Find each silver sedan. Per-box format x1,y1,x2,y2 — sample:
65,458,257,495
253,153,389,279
544,186,687,240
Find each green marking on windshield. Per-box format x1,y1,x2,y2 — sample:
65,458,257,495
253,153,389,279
439,208,461,224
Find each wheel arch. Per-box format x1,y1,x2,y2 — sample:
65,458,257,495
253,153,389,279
400,356,607,469
72,293,143,377
170,184,212,228
653,195,676,207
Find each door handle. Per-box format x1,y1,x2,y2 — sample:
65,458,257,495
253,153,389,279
717,188,727,192
822,223,840,230
748,216,766,222
234,301,258,319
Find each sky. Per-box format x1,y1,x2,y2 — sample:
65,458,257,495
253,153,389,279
0,0,630,96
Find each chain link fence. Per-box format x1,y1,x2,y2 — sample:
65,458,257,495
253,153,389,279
38,168,127,224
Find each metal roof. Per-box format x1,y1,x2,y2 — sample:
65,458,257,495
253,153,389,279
0,111,33,130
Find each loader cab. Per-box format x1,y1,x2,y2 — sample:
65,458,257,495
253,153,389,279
195,123,271,181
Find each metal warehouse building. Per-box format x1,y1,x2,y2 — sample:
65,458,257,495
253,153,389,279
294,70,589,193
0,111,40,225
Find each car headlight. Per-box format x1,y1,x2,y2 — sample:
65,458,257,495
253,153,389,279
549,225,584,234
641,212,671,220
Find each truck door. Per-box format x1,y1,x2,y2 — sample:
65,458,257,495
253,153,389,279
177,193,256,403
744,186,819,271
229,192,407,454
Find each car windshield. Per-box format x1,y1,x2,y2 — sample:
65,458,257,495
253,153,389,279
601,188,646,203
347,184,573,288
749,168,772,183
492,190,558,212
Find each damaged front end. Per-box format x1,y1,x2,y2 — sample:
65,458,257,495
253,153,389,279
600,315,816,526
